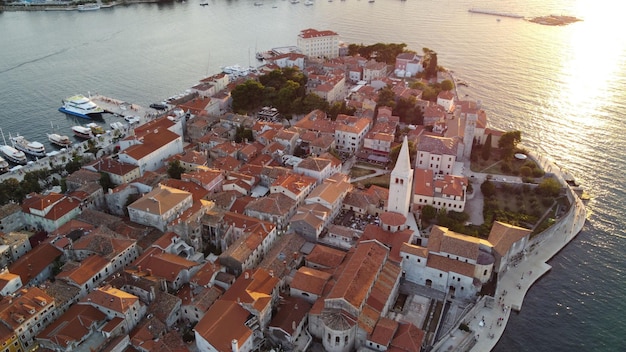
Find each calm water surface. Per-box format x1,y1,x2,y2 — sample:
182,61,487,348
0,0,624,350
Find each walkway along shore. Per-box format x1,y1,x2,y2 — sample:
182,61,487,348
433,151,587,352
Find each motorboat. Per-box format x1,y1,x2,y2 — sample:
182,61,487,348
221,64,250,77
10,134,46,157
304,0,313,5
0,156,9,172
59,94,105,119
254,1,264,5
0,145,27,165
72,126,93,139
290,0,300,4
48,133,72,148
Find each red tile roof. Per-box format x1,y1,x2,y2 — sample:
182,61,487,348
8,243,62,285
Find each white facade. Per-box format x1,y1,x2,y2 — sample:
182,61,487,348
416,151,457,175
297,28,340,59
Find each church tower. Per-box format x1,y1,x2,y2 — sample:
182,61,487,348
387,136,413,217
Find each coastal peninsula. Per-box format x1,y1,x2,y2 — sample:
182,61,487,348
0,27,586,352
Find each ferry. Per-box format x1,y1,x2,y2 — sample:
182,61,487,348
72,126,94,139
48,133,72,148
10,135,46,157
0,145,27,165
0,156,9,172
59,94,105,119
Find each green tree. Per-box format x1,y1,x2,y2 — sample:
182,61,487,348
498,130,522,159
481,134,492,161
481,180,496,198
389,140,416,166
421,205,437,223
376,86,396,109
99,172,114,192
536,178,561,197
167,160,186,180
440,79,454,91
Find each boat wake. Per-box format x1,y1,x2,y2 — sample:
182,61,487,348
0,47,70,75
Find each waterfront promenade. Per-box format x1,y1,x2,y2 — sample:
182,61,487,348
434,153,587,351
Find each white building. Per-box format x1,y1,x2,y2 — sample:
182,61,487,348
297,28,340,59
415,134,462,175
127,184,193,232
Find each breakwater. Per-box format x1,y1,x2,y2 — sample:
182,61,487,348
468,8,524,19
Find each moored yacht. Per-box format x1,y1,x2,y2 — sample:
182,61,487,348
48,133,72,148
0,145,27,165
72,126,93,139
10,134,46,157
59,94,105,119
0,156,9,172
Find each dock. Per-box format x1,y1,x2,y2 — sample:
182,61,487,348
468,8,524,19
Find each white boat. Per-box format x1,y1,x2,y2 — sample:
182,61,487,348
72,126,93,139
10,134,46,157
304,0,313,5
77,3,100,11
0,145,27,165
0,156,9,172
254,1,264,5
48,133,72,148
290,0,300,3
59,94,105,119
221,64,250,77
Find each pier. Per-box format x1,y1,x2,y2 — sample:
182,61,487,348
468,8,524,19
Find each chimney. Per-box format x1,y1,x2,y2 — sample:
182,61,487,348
244,272,249,280
269,270,274,277
231,339,239,352
292,320,297,332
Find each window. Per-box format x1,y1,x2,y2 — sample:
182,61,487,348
336,336,340,346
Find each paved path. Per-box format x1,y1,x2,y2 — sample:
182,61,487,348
349,163,390,183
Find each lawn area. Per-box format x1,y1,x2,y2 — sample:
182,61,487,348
350,166,376,178
483,183,569,232
353,173,390,189
470,147,544,180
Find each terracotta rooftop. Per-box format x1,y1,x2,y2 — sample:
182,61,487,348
369,317,399,346
390,322,425,352
37,303,106,349
83,285,139,314
291,266,332,296
488,221,532,256
326,241,388,311
8,243,62,285
269,295,312,335
128,184,191,216
306,244,346,268
57,254,109,286
194,300,253,352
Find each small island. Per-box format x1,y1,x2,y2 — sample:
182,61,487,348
528,15,582,26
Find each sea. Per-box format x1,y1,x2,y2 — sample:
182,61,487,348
0,0,624,350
